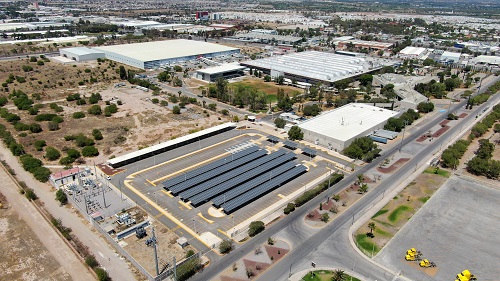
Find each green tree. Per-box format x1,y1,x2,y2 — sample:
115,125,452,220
33,166,51,182
368,222,376,234
172,105,181,114
321,213,330,222
94,268,110,281
215,77,228,101
73,112,85,119
303,104,321,116
287,125,303,141
29,123,42,133
274,117,286,128
219,240,233,254
55,188,68,205
359,74,373,86
119,66,127,80
264,75,271,82
85,255,99,268
45,146,61,161
359,183,369,194
248,221,265,237
332,269,346,281
417,102,434,113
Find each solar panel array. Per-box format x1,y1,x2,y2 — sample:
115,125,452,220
211,161,296,207
302,147,317,157
179,150,290,200
189,153,296,206
163,146,259,189
283,140,298,149
167,149,267,195
220,165,307,213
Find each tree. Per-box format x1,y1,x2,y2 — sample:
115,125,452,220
248,221,265,237
287,126,303,141
172,105,181,114
29,123,42,133
219,240,233,254
119,66,127,80
94,268,110,281
45,146,61,161
274,117,286,129
55,188,68,205
356,174,364,185
359,183,369,194
359,74,373,86
264,75,271,82
368,222,376,234
215,78,228,101
85,255,99,268
33,166,51,182
73,112,85,119
276,75,285,85
332,269,346,281
48,121,60,131
303,104,321,116
417,102,434,113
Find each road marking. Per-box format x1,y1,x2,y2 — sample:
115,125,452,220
217,228,231,238
171,225,181,232
154,213,164,219
161,190,173,198
178,200,192,210
197,212,214,224
277,194,286,199
146,179,156,186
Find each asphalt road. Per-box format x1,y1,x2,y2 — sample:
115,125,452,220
190,76,500,281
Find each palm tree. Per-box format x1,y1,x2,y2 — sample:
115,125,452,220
368,222,376,234
356,174,364,185
332,269,345,281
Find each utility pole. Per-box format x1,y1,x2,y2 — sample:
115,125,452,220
152,227,159,276
173,256,177,281
101,183,107,208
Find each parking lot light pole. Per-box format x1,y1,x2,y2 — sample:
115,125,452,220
102,183,107,208
193,219,197,234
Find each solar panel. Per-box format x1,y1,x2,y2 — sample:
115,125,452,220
211,162,296,207
167,149,267,195
163,146,259,188
221,165,307,213
283,140,298,149
189,155,296,206
302,147,317,157
267,135,280,143
179,150,291,200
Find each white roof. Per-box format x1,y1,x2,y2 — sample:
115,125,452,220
60,47,104,56
299,104,398,142
472,55,500,65
196,64,246,75
93,39,239,62
108,122,236,166
399,46,427,56
242,51,388,83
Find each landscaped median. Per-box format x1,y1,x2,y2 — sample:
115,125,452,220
301,269,361,281
354,166,450,257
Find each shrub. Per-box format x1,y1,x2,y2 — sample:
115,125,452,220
25,188,38,200
72,112,86,119
48,121,60,131
295,173,344,207
59,156,75,165
284,203,295,214
92,129,103,140
74,134,95,147
94,268,110,281
85,255,99,269
89,93,102,104
67,149,81,159
22,65,33,72
88,105,102,115
34,140,46,151
35,113,57,121
45,146,61,161
29,123,43,133
76,99,86,105
173,105,181,114
55,188,68,205
82,146,99,157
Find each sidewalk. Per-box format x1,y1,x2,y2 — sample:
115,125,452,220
0,146,138,281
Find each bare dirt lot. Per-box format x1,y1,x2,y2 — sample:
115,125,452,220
0,192,72,281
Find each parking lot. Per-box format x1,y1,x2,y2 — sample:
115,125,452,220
375,176,500,281
124,132,332,238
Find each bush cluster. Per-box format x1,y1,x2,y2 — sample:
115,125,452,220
441,140,470,169
294,173,344,207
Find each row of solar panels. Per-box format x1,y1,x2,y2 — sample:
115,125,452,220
163,146,259,189
167,149,267,195
267,135,317,156
189,153,297,206
220,165,307,213
179,149,291,200
211,161,296,207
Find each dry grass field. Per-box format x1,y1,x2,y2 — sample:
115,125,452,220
0,58,229,166
0,192,72,281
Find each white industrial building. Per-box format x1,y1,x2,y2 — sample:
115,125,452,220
471,55,500,66
92,39,240,69
397,46,428,60
59,47,105,62
439,51,461,63
298,103,399,151
241,51,394,85
194,64,246,82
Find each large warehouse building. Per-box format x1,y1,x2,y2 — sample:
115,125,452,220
93,39,240,69
241,51,394,85
60,47,105,62
298,103,399,151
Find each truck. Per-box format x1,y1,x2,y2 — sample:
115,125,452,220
456,269,477,281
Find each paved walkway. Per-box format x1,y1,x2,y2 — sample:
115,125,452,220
0,146,138,281
0,158,94,281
